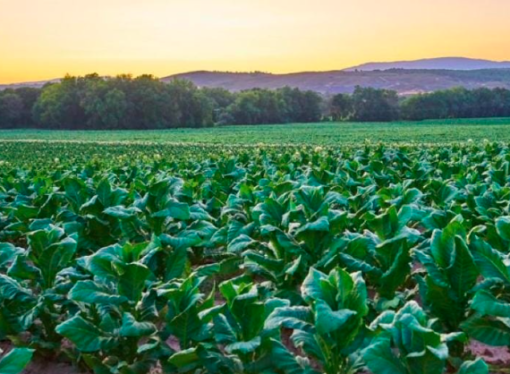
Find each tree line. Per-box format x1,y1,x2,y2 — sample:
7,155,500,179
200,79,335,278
329,86,510,122
1,74,510,129
0,74,322,129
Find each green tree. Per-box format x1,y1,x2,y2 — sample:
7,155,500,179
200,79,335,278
33,75,91,129
166,79,214,128
351,86,399,121
0,92,24,128
329,93,353,120
81,80,128,129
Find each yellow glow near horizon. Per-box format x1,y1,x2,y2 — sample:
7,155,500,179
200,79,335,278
1,0,510,84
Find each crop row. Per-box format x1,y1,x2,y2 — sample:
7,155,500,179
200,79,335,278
0,142,509,373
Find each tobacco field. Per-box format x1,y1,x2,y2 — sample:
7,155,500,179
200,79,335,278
0,140,510,373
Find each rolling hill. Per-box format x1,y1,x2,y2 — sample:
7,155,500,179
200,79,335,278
344,57,510,71
164,68,510,95
4,58,510,95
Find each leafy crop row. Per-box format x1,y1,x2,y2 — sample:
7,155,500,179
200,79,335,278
0,142,509,373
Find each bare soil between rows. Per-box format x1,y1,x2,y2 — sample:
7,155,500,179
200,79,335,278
2,340,509,374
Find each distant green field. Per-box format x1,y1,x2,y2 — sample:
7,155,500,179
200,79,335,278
1,117,510,145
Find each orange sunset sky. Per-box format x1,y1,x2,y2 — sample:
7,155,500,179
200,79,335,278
1,0,509,84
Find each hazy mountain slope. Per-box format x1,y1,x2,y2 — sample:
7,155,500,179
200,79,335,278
0,79,60,91
4,58,510,94
344,57,510,71
164,69,510,94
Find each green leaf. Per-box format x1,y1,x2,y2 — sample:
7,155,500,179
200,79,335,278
294,186,324,213
315,300,356,335
496,216,510,241
97,179,112,207
295,216,330,236
458,358,489,374
363,338,407,374
81,354,111,374
7,255,40,281
471,290,510,317
0,243,23,269
378,241,411,299
290,330,324,361
469,236,510,284
69,280,127,305
153,200,190,220
56,316,110,352
225,336,261,354
406,347,446,374
430,229,453,269
166,246,188,281
0,348,34,374
269,339,313,374
118,263,151,302
119,313,157,337
27,229,77,288
461,316,510,346
265,306,313,332
103,205,140,219
448,236,478,297
212,313,237,344
14,205,39,220
168,347,199,368
160,232,201,251
227,234,256,253
301,267,327,304
423,276,463,330
0,274,33,301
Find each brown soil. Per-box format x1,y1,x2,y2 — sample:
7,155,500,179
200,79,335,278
1,338,507,373
23,359,83,374
469,341,510,374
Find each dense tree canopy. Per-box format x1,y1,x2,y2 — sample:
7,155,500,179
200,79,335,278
400,87,510,120
0,75,322,129
1,75,510,129
0,87,40,128
328,86,400,122
329,86,510,122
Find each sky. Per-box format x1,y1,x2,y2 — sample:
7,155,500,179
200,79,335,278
1,0,510,84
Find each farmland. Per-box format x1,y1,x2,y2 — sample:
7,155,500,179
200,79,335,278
1,125,510,374
1,117,510,146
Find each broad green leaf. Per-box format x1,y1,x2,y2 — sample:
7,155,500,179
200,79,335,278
496,216,510,241
0,243,23,269
118,263,151,302
363,338,407,374
264,306,312,332
469,236,510,283
103,205,141,219
56,316,110,352
119,313,157,337
461,316,510,346
0,348,34,374
225,336,261,354
165,246,188,281
448,236,478,297
153,200,190,220
69,280,127,305
227,234,256,253
458,358,488,374
269,339,313,374
0,274,33,301
471,290,510,317
168,347,199,368
314,300,356,335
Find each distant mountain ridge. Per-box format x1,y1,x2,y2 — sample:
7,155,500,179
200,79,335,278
3,58,510,94
0,78,60,91
165,68,510,95
344,57,510,71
